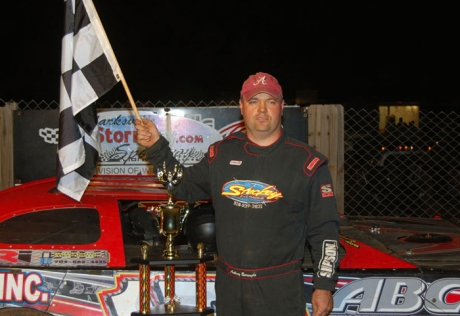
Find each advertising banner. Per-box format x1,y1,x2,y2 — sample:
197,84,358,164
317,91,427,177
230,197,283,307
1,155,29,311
13,110,59,183
14,106,307,181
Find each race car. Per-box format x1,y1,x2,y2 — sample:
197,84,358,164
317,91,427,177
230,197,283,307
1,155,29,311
1,175,460,315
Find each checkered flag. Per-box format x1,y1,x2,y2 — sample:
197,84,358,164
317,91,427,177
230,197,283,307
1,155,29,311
57,0,121,201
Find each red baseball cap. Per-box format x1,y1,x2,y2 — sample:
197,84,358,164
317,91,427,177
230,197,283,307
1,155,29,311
240,72,283,100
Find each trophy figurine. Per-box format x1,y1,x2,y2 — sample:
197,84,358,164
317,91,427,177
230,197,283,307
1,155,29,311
156,162,184,259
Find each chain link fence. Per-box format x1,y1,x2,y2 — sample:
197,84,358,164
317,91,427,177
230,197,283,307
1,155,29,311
344,107,460,221
0,99,239,110
3,99,459,220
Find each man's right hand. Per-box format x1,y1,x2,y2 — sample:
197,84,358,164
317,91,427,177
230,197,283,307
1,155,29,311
312,289,333,316
134,119,160,148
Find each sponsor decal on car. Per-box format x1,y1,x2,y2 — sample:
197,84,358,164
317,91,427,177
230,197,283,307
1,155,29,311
0,269,459,315
304,276,460,315
0,249,108,267
0,271,50,304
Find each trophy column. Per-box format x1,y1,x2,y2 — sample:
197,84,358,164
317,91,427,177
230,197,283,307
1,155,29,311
139,245,151,314
195,244,207,312
131,245,215,316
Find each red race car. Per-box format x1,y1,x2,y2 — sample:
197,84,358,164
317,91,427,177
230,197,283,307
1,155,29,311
1,174,460,315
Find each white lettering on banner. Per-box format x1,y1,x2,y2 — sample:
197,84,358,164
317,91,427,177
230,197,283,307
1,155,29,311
98,114,137,127
100,144,141,164
0,272,50,304
97,166,151,175
332,277,460,315
95,110,224,174
175,135,204,144
97,167,126,174
99,127,137,144
173,147,205,165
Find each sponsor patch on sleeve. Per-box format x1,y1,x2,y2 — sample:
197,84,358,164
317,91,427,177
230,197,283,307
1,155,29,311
321,184,334,198
307,157,320,171
209,144,215,158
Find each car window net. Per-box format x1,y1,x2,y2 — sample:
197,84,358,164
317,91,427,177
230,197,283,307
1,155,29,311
0,208,100,244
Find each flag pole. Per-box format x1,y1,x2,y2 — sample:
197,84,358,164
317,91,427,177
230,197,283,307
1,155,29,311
83,0,143,122
119,70,142,122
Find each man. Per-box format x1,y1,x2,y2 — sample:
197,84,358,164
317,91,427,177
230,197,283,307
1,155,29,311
134,72,340,316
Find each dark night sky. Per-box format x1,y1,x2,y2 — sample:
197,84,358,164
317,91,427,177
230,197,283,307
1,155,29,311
2,1,459,110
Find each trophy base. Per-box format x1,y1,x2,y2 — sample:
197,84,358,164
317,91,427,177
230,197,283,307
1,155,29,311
131,305,214,316
131,252,214,265
162,249,179,260
132,251,215,316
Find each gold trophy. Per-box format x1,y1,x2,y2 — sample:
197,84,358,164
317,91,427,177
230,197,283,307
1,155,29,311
133,163,213,315
156,162,185,260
